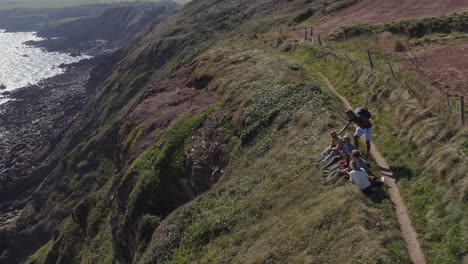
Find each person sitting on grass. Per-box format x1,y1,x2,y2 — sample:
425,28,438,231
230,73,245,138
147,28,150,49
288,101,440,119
337,108,373,157
320,135,354,172
312,131,343,166
324,150,350,178
350,149,370,173
347,160,385,195
342,135,355,155
340,150,370,175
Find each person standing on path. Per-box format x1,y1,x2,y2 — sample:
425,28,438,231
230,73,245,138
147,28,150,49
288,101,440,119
337,108,372,157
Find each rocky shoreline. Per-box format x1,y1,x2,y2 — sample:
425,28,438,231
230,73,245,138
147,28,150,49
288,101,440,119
0,58,100,227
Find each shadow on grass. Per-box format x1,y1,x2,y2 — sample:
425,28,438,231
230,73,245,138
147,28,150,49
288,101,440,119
375,166,394,178
389,166,413,182
366,187,390,204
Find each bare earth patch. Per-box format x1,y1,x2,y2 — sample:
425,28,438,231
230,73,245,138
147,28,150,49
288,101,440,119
404,41,468,97
315,0,468,35
122,64,219,161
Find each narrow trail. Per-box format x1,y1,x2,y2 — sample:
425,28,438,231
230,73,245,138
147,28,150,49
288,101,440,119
317,71,426,264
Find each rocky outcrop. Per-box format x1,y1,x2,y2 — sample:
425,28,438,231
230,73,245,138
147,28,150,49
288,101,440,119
111,63,229,263
0,60,98,263
0,62,95,215
186,110,229,195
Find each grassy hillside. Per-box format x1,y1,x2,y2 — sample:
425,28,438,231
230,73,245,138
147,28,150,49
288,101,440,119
24,39,410,264
6,0,467,263
277,35,467,263
141,45,411,264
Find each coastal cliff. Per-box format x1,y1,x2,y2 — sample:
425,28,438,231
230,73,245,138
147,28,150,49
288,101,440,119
0,0,466,263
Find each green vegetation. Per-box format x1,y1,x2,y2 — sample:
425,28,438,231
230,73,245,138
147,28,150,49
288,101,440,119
14,0,467,263
290,0,359,25
123,122,146,158
325,0,359,14
139,80,409,263
284,41,467,263
15,202,37,230
293,8,315,24
122,105,220,220
46,17,87,27
328,12,468,40
26,239,54,264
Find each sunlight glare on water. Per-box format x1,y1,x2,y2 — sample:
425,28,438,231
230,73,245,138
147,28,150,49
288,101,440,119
0,29,90,104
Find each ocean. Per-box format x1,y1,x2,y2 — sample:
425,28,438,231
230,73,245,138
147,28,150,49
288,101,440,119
0,29,90,104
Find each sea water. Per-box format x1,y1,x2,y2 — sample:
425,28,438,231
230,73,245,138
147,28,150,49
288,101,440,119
0,29,90,104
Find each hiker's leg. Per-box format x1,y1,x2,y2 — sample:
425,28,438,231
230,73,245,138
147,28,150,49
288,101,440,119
361,186,373,195
330,165,340,172
354,136,360,150
324,156,340,169
319,152,333,163
369,181,383,189
354,127,363,150
312,148,327,159
365,127,372,156
320,149,327,156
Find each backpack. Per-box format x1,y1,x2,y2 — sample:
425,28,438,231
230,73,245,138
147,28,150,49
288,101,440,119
355,107,372,119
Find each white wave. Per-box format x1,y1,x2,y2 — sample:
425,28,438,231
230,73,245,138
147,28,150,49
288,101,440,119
0,30,91,92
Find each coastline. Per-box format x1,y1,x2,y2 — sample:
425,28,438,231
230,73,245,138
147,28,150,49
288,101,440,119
0,29,91,103
0,57,101,226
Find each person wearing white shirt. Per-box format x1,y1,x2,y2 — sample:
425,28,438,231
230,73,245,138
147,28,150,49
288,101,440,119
348,160,385,194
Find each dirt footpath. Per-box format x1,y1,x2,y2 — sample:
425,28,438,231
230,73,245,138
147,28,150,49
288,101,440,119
317,71,427,264
315,0,468,35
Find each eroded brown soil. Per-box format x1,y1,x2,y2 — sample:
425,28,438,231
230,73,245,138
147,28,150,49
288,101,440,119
315,0,468,35
118,64,220,166
404,42,468,97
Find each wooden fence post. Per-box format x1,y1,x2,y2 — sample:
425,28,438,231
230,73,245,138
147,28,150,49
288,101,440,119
318,34,322,46
461,96,465,126
310,27,314,42
446,92,452,116
367,49,374,68
389,63,397,81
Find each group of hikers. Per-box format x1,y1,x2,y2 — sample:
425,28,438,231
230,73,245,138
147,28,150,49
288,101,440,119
312,107,386,195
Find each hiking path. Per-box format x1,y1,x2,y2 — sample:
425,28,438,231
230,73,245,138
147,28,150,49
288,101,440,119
317,71,426,264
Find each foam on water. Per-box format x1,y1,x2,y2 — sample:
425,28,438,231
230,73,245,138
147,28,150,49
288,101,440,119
0,29,90,104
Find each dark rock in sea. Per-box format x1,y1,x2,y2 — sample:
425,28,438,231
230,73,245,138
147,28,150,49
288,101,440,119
0,84,6,90
70,51,82,57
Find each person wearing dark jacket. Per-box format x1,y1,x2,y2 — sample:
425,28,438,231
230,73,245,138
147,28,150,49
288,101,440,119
338,108,372,157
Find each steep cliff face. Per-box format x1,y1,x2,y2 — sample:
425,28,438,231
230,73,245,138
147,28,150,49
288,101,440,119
0,3,163,32
0,1,316,263
111,64,227,263
2,0,440,263
33,3,178,53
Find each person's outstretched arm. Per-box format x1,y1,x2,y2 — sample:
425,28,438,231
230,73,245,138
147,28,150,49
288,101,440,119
337,121,351,135
347,171,353,182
